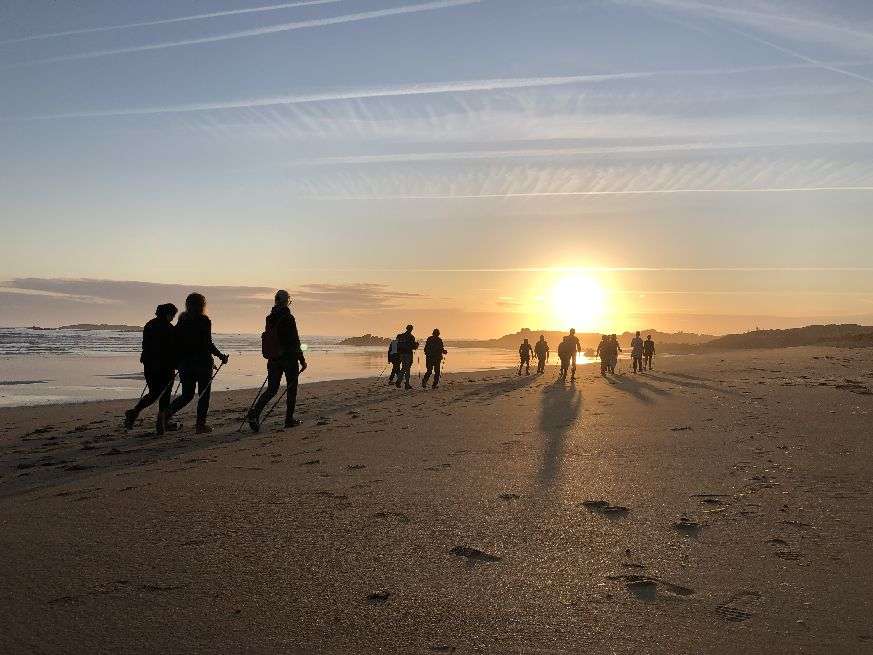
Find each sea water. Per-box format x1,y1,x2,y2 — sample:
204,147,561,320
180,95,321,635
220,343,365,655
0,328,597,407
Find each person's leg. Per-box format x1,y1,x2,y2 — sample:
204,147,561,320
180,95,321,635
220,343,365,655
400,355,412,388
432,360,441,388
195,365,212,427
167,368,196,418
125,368,159,427
422,360,432,387
518,360,523,375
251,360,282,420
155,369,175,434
388,358,398,383
283,360,299,425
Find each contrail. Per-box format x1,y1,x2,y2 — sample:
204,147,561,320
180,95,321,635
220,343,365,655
723,26,873,87
0,0,346,45
3,0,482,68
282,139,873,166
302,186,873,200
12,60,864,120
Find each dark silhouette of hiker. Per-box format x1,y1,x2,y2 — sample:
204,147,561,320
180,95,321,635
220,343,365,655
557,335,573,380
165,293,229,434
395,325,418,389
518,338,535,375
387,337,400,385
643,335,656,370
631,331,644,373
124,303,179,435
422,329,447,389
595,334,609,375
565,328,582,379
248,290,308,432
534,335,549,374
608,334,621,374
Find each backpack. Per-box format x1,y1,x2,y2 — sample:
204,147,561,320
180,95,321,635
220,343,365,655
261,318,284,360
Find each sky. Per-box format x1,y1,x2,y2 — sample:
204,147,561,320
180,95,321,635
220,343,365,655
1,0,872,337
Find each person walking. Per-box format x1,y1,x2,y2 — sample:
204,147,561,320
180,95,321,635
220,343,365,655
124,303,179,435
534,335,549,374
631,330,644,373
395,325,419,389
248,290,308,432
165,293,229,434
557,335,573,380
422,329,447,389
595,334,609,376
518,338,534,375
565,328,582,380
608,334,621,374
643,334,656,370
387,337,400,385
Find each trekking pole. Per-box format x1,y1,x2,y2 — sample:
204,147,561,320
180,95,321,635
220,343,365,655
260,386,288,428
136,381,148,402
174,361,226,418
237,374,269,432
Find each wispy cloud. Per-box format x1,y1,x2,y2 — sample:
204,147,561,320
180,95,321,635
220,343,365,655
10,61,862,120
3,0,482,68
0,0,345,45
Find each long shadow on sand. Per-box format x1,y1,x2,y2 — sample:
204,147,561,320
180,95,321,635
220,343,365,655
537,379,583,488
644,372,742,396
602,373,670,404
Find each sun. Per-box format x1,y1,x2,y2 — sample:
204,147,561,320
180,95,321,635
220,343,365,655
550,274,606,331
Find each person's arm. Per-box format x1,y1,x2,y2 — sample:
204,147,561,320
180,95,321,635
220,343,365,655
206,318,229,363
286,315,306,369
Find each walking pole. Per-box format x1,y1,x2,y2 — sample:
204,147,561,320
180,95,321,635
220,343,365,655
238,374,269,432
260,386,288,428
174,361,226,418
136,381,148,402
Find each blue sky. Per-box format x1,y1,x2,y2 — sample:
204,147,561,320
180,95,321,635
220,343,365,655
1,0,872,335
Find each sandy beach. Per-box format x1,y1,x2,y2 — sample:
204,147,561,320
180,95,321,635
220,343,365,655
1,347,872,653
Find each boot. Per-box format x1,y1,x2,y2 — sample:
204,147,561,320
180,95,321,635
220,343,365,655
155,412,166,436
195,420,213,434
247,411,261,434
123,409,138,430
284,417,302,428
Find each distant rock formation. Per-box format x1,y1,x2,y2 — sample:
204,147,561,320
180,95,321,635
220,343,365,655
28,324,142,332
338,334,391,347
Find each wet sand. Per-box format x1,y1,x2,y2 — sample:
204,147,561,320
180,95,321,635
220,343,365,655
1,347,872,653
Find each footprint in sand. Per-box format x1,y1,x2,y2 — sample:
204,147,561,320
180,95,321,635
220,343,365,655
498,493,521,501
608,574,694,601
582,500,630,517
673,516,702,536
367,590,391,605
450,546,501,563
715,592,762,622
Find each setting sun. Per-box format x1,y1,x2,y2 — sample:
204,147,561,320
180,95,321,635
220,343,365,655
550,274,606,332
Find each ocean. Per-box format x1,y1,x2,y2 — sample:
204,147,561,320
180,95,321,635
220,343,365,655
0,328,597,407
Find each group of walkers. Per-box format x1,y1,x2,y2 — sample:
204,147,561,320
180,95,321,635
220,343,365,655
124,293,231,435
386,326,448,389
515,329,657,380
125,289,658,435
124,290,304,435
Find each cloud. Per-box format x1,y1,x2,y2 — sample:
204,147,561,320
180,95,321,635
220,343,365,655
11,60,859,120
0,278,427,330
3,0,482,68
0,0,346,45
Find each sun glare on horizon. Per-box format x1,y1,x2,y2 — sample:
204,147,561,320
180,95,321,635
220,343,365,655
550,274,607,332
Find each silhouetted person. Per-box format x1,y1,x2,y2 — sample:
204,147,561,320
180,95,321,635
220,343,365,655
557,335,573,380
565,328,582,379
124,303,178,435
422,328,447,389
395,325,418,389
165,293,229,434
606,334,621,374
387,338,400,385
518,338,534,375
631,330,644,373
248,290,307,432
595,334,609,375
534,335,549,374
643,334,656,370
